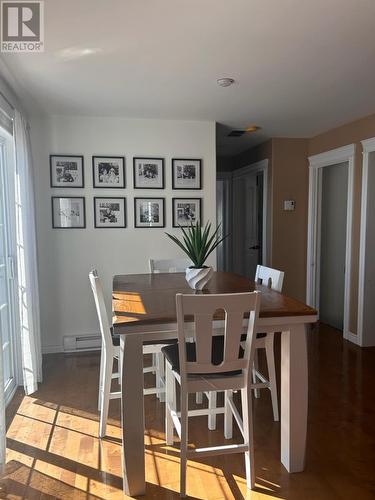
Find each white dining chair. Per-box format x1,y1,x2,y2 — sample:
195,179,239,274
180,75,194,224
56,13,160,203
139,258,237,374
149,258,190,397
206,264,284,427
149,258,214,415
162,291,261,497
149,257,191,273
252,264,285,421
89,269,169,438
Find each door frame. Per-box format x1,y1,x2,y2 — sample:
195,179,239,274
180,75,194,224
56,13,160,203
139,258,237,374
357,137,375,346
216,171,232,271
232,159,269,265
307,144,355,341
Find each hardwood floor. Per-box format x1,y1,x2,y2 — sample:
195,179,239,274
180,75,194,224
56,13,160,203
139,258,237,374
1,323,375,499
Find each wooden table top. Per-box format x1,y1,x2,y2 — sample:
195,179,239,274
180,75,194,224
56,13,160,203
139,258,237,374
112,271,317,326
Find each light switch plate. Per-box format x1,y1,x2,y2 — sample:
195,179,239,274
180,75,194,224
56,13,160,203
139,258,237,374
283,200,296,211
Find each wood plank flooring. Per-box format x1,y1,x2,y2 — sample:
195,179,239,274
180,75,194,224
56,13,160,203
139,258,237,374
1,323,375,499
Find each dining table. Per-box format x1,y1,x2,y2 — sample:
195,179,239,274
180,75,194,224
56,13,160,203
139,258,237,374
112,271,318,497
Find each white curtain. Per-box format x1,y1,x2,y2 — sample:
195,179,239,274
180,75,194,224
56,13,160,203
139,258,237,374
14,110,42,395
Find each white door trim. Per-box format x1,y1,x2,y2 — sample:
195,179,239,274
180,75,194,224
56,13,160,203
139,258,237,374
232,159,269,265
357,137,375,346
306,144,355,341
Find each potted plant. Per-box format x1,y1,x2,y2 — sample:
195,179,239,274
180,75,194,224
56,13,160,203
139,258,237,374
165,221,227,290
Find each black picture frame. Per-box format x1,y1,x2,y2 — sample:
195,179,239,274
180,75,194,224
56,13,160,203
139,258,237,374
172,197,202,227
92,156,126,188
133,157,165,189
94,197,127,228
51,196,86,229
134,197,165,228
50,155,84,188
172,158,202,190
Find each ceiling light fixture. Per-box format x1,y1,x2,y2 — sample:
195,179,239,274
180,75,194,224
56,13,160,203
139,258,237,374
245,125,260,133
217,78,235,87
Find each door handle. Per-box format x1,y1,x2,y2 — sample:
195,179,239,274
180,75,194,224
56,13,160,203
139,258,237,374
249,245,260,250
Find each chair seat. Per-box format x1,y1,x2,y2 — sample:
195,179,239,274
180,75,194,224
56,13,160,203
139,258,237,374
110,328,177,347
162,336,244,377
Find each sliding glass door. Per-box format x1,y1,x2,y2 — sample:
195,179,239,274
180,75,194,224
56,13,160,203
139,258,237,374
0,132,17,404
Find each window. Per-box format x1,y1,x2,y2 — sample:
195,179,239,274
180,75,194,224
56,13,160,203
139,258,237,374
0,124,19,405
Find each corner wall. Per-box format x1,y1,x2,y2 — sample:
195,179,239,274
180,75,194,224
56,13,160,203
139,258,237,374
271,139,308,301
30,115,216,353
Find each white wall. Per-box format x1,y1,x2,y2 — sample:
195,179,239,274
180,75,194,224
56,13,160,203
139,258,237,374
30,115,216,352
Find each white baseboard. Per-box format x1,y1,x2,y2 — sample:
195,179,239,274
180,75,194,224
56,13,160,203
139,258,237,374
345,331,360,346
42,344,64,354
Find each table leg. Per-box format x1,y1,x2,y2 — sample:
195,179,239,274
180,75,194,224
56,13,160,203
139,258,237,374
280,324,308,472
121,335,146,496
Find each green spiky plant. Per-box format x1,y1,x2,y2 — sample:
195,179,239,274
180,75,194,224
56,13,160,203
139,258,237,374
165,221,228,269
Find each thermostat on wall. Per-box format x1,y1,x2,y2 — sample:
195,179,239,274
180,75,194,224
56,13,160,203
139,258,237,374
283,200,295,211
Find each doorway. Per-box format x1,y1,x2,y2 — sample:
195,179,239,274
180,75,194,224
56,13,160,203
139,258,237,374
231,160,268,278
319,163,348,330
307,145,355,340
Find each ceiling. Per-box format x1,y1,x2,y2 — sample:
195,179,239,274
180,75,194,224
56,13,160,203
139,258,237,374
2,0,375,156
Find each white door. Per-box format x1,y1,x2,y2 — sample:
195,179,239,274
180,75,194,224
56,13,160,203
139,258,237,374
319,162,348,330
232,172,262,278
0,136,17,403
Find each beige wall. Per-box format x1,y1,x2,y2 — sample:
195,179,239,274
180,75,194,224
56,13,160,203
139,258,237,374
271,139,309,301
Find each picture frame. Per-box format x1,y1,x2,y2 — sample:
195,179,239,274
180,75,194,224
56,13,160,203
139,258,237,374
52,196,86,229
50,155,84,188
172,198,202,227
172,158,202,189
94,197,126,228
133,157,165,189
134,197,165,228
92,156,125,188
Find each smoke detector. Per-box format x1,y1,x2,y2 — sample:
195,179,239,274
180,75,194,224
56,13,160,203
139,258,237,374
217,78,235,87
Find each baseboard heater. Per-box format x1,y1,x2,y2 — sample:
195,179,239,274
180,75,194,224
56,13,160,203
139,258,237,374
63,334,101,352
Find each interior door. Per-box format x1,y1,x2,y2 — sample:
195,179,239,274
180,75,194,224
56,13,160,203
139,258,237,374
319,162,348,330
232,171,261,278
0,137,17,402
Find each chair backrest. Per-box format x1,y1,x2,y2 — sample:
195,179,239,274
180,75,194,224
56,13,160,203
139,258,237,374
149,258,191,273
88,269,113,351
176,292,261,378
255,265,284,292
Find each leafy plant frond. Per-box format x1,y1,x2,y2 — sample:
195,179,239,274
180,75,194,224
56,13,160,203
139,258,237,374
165,221,229,268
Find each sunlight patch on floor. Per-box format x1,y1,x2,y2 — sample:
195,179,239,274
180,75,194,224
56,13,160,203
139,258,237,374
4,396,287,500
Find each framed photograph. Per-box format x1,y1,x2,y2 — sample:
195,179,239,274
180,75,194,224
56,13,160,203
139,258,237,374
134,198,165,228
52,197,86,229
94,197,126,228
172,198,202,227
133,157,164,189
92,156,125,188
50,155,84,188
172,158,202,189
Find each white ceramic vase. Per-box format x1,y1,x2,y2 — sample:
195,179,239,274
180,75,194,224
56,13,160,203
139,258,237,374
185,266,213,290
